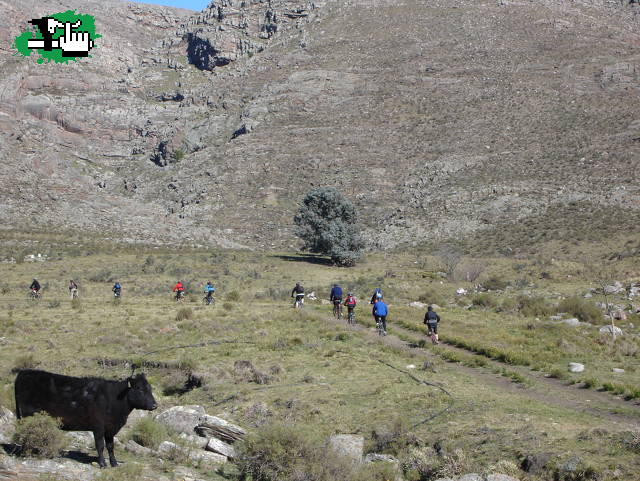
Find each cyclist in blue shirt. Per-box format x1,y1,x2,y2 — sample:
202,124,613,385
372,298,388,334
204,281,216,304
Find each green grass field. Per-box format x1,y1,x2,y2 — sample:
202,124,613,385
0,244,639,480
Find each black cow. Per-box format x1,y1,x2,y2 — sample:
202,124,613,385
15,369,157,467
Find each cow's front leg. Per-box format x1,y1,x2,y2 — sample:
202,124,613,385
93,429,107,468
105,433,118,467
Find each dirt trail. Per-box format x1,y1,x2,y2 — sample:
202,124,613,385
323,315,640,430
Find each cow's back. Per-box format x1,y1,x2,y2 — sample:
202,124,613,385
15,369,108,430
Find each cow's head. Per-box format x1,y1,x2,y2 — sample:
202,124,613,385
127,373,157,411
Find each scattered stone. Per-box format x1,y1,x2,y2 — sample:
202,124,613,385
561,318,581,327
0,406,16,444
521,452,551,473
364,453,399,464
549,315,563,321
205,437,236,459
409,301,427,308
456,288,467,296
406,364,416,369
195,416,246,443
307,291,317,300
458,474,483,481
179,433,209,449
584,292,593,298
124,439,154,456
486,475,521,481
613,310,627,321
327,434,364,464
569,362,585,373
612,368,625,373
599,325,623,336
604,282,623,295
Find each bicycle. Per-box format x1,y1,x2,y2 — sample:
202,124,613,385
27,289,41,301
347,308,355,325
203,294,215,306
70,289,78,300
427,324,439,344
293,294,305,309
375,316,386,336
113,289,121,299
176,290,185,302
332,300,343,319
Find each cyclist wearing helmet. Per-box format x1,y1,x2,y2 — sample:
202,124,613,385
370,287,383,304
330,283,343,317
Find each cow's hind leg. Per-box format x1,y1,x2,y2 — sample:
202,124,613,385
93,429,107,468
105,433,118,467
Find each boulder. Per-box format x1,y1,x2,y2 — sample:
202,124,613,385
205,437,236,459
568,362,584,373
409,301,427,308
327,434,364,464
486,475,521,481
124,439,154,456
561,318,581,327
599,325,623,336
613,310,626,321
604,282,623,295
195,417,246,443
364,453,399,464
458,475,483,481
456,288,467,296
521,452,551,473
612,368,625,373
0,406,16,444
156,406,245,443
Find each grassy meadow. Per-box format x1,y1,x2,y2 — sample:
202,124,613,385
0,240,639,480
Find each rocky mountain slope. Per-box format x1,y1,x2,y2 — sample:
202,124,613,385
1,0,639,254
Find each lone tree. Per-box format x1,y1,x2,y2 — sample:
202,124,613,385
294,187,364,266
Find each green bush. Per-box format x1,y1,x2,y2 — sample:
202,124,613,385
471,293,497,308
13,412,67,458
558,297,602,323
236,422,355,481
518,296,553,318
417,287,447,307
294,187,364,266
175,307,193,322
130,417,167,449
483,276,509,291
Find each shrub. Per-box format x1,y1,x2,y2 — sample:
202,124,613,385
130,417,167,449
223,302,234,311
472,293,497,308
453,261,486,282
227,290,241,302
47,300,61,309
175,307,193,322
12,354,39,373
71,298,82,310
417,287,446,307
13,412,67,457
499,297,517,312
483,276,509,291
236,422,355,481
558,297,601,323
518,296,553,318
294,187,364,266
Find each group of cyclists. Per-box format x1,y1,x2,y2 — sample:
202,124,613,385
292,282,441,342
26,276,441,343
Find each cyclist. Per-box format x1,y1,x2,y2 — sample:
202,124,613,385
372,298,388,335
173,281,185,301
203,281,215,304
69,279,78,299
423,305,441,344
112,281,122,298
291,282,305,308
330,283,343,318
370,287,383,304
344,292,357,323
30,278,41,293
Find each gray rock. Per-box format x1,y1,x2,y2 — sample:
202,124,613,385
195,416,246,443
458,475,483,481
561,318,581,327
205,437,236,459
604,282,623,295
612,368,625,373
364,453,399,464
486,474,521,481
599,325,623,336
409,301,427,308
569,362,584,373
156,405,245,444
0,406,15,444
124,439,154,456
179,433,209,449
327,434,364,464
521,452,551,473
